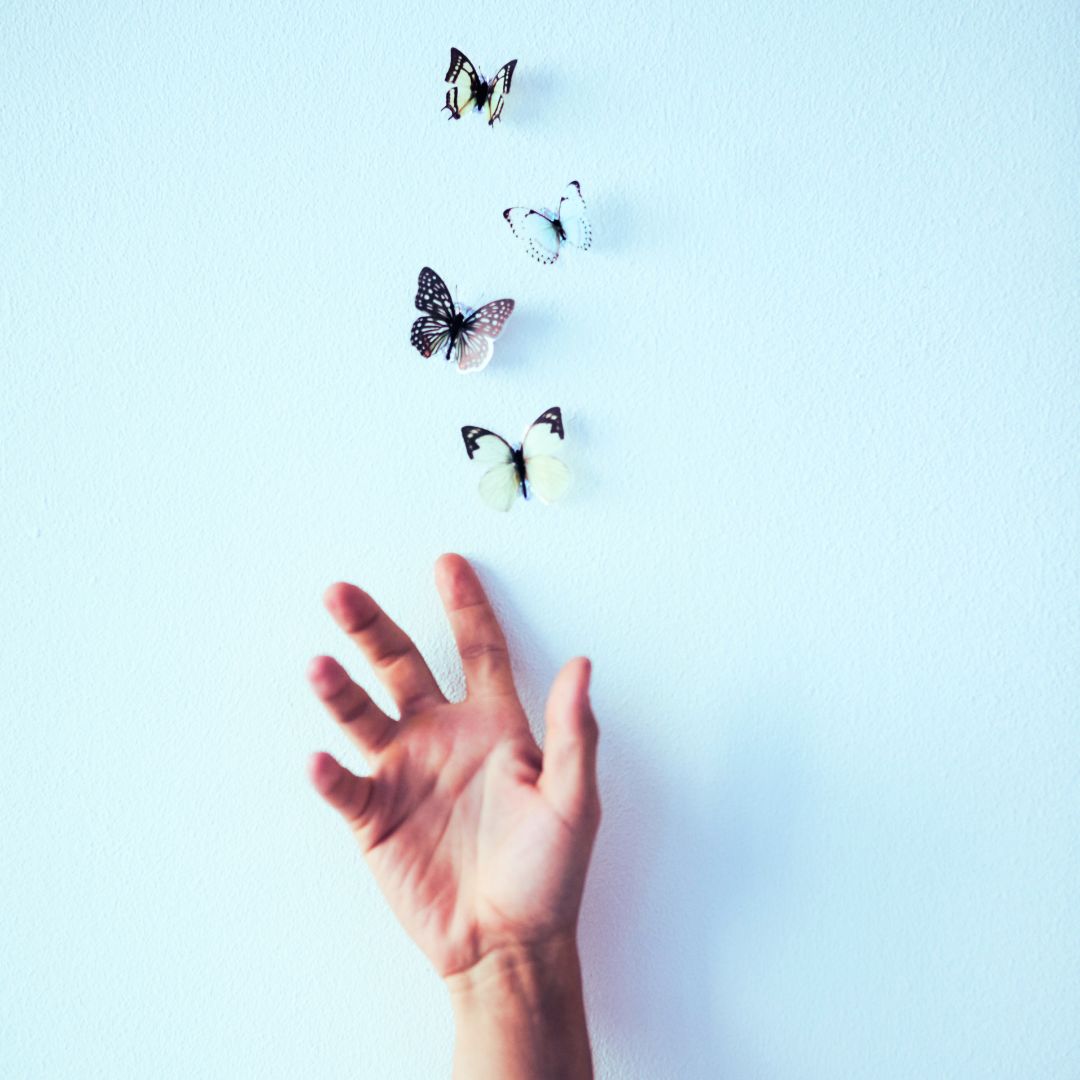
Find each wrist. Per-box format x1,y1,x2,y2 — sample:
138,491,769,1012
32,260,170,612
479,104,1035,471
445,933,581,1005
446,935,593,1080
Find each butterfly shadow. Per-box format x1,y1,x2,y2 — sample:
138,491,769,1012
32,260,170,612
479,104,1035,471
505,64,560,133
579,692,814,1077
558,409,597,508
488,306,560,382
588,189,638,258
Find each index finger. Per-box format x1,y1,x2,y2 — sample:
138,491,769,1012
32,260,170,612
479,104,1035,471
434,553,516,699
324,582,446,717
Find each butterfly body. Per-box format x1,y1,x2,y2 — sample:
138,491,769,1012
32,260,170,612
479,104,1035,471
504,182,592,264
471,80,491,112
532,211,568,242
481,442,529,501
443,310,466,359
410,267,514,374
509,445,528,497
443,48,517,126
462,408,570,511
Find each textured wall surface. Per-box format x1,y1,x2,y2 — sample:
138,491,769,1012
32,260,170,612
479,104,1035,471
2,2,1078,1077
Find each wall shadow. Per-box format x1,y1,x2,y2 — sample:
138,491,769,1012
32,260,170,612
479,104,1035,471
506,64,561,134
579,694,815,1078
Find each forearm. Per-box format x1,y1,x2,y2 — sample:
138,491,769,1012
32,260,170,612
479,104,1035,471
446,936,594,1080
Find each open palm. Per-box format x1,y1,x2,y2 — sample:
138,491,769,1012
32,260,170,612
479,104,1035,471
307,554,600,979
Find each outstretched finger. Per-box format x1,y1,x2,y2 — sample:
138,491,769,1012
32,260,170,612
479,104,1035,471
324,582,446,717
434,553,516,699
308,751,376,836
307,655,396,757
539,657,601,828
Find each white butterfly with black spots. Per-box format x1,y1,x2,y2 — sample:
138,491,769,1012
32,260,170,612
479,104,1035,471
461,407,571,512
442,48,517,126
503,181,592,265
410,267,514,374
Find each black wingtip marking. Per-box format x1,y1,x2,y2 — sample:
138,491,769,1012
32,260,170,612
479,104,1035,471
445,47,466,82
461,425,488,459
538,407,564,438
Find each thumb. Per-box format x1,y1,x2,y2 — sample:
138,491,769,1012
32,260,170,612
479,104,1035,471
539,657,601,826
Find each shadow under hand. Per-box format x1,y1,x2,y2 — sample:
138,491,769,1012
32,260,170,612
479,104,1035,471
463,558,559,730
579,695,814,1079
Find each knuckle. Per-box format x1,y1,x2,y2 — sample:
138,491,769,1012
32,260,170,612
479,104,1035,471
326,766,351,802
372,644,415,670
339,604,381,635
460,640,508,664
340,696,371,725
397,690,438,717
326,682,365,716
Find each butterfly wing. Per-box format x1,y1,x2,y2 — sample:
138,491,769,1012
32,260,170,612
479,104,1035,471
443,48,481,118
415,266,456,320
524,454,571,504
411,316,451,358
557,181,592,250
485,59,517,125
503,208,562,265
479,464,522,511
454,298,515,373
462,425,521,511
521,406,565,449
411,268,456,359
522,407,570,503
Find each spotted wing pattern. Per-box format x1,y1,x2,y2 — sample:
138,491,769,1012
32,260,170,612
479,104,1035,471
485,60,518,125
443,48,481,118
410,316,451,359
455,298,515,373
414,266,455,321
411,267,457,358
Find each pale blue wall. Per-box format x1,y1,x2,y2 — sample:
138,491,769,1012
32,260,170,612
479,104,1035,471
2,2,1077,1077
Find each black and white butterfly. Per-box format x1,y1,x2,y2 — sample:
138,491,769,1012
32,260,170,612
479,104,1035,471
503,181,592,265
410,267,514,374
442,48,517,126
461,407,571,512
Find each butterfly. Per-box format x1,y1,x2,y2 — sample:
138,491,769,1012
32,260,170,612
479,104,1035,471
442,48,518,126
461,407,571,512
410,267,515,374
503,181,592,265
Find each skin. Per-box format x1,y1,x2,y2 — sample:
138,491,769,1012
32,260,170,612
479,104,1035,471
307,553,600,1079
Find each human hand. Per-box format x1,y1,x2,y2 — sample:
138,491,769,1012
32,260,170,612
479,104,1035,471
306,553,601,982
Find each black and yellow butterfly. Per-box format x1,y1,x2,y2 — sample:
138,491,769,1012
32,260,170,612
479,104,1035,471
442,48,517,126
410,267,515,374
462,408,570,511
